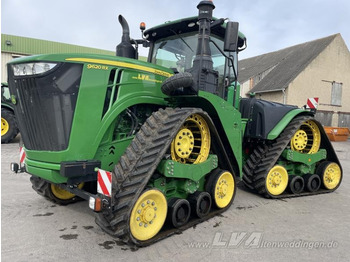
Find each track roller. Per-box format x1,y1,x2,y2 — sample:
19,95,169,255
188,191,212,218
167,198,191,228
288,175,304,194
305,174,321,192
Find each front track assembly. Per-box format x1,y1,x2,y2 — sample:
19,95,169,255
96,107,236,247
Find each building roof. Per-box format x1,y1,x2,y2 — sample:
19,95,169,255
1,34,115,56
238,34,338,94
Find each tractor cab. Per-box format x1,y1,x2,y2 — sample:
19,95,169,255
144,16,246,100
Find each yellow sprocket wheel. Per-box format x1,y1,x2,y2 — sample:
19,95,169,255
1,117,9,136
318,162,342,190
290,120,321,154
130,189,167,241
170,114,210,164
265,165,288,196
50,183,84,200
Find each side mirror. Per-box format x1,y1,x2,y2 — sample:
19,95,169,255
224,22,239,52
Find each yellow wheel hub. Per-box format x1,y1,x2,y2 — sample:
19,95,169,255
291,130,308,151
291,120,320,154
1,117,9,136
173,128,194,159
171,114,210,164
266,165,288,196
130,189,167,241
322,163,341,190
50,183,84,200
214,171,234,208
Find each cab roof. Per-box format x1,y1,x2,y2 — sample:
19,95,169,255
144,16,246,49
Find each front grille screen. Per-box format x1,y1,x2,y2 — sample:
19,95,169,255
8,63,83,151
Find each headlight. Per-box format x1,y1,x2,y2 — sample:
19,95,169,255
12,62,58,76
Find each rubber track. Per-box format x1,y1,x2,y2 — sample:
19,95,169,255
242,115,336,198
95,107,233,247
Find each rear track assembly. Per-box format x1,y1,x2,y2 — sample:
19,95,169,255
242,115,341,198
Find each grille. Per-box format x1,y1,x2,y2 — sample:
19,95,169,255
8,63,83,151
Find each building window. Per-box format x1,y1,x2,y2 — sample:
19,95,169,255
331,82,342,106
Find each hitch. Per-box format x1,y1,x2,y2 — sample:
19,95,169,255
10,162,26,173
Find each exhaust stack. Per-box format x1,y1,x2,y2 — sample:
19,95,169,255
189,0,218,94
116,15,136,59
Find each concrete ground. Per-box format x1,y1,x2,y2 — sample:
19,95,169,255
1,136,350,262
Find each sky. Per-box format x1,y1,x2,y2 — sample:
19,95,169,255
1,0,350,60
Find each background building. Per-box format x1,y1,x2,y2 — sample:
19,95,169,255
1,34,115,82
238,34,350,128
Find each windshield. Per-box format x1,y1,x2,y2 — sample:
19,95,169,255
1,84,11,102
151,33,237,81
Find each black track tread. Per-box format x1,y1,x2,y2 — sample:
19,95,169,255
242,115,321,198
30,176,80,205
96,107,216,246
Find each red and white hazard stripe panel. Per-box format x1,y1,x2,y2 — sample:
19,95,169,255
97,169,112,197
20,147,26,164
306,97,319,109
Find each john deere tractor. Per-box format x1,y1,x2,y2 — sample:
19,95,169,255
8,1,342,246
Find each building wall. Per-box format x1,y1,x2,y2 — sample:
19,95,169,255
240,80,250,97
240,65,278,98
255,90,285,104
286,34,350,127
1,52,12,82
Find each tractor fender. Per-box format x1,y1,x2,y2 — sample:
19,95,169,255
267,109,313,140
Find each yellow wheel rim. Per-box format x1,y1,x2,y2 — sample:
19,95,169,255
130,189,167,241
1,117,9,136
291,120,320,154
171,114,210,164
214,171,235,208
322,163,341,190
50,183,84,200
266,165,288,196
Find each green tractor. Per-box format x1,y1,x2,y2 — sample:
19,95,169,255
1,82,19,143
9,1,342,246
